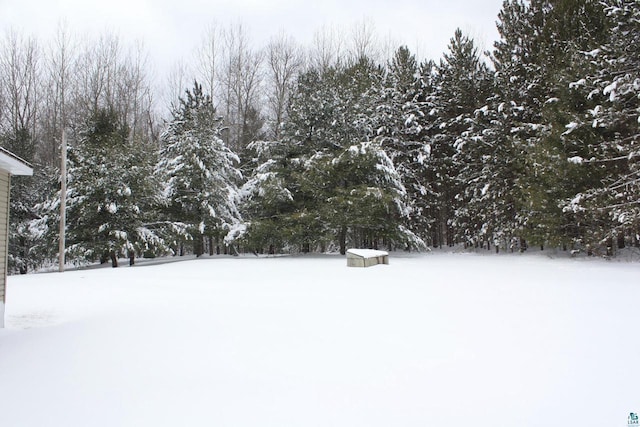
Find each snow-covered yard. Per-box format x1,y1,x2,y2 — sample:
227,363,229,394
0,252,639,427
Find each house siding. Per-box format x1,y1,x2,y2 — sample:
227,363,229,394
0,170,8,327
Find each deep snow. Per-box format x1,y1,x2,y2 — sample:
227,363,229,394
1,252,639,427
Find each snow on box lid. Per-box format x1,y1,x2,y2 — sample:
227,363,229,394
346,249,389,258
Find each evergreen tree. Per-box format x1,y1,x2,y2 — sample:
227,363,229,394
517,0,609,250
240,139,295,254
266,67,337,252
454,94,523,251
157,82,243,256
377,47,434,244
244,58,422,254
315,137,420,253
19,166,61,270
484,0,546,250
290,58,416,253
66,108,163,267
429,29,493,248
562,0,640,252
2,127,38,273
461,0,608,252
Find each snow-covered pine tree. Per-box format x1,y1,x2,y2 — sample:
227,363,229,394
157,82,243,256
455,1,539,252
66,108,163,267
2,128,38,273
239,139,295,254
510,0,609,250
262,67,340,252
318,137,422,253
376,47,434,244
19,167,61,270
561,0,640,252
428,29,493,249
454,93,522,251
256,57,422,254
465,0,603,252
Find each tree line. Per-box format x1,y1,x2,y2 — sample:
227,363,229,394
1,0,638,271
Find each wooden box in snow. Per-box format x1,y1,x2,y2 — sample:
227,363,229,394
346,249,389,268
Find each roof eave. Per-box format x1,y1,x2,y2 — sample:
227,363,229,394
0,148,33,176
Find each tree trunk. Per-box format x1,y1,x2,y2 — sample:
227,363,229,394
110,251,118,268
19,237,27,274
230,244,239,256
129,251,135,266
194,235,204,257
339,226,347,255
209,236,214,255
519,238,527,252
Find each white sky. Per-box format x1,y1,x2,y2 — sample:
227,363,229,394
1,0,504,76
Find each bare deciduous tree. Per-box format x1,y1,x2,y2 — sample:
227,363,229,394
348,18,380,63
65,32,156,144
165,58,191,115
265,32,304,140
72,32,122,120
40,22,76,168
0,29,43,274
220,23,264,150
117,41,154,138
379,32,402,66
195,23,221,106
0,29,41,158
309,24,344,72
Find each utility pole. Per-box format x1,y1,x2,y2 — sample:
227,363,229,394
57,23,69,273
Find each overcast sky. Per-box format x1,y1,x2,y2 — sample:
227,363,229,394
1,0,504,76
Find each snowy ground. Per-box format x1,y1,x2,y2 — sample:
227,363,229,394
1,252,639,427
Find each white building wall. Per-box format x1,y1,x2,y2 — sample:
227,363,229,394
0,170,9,328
